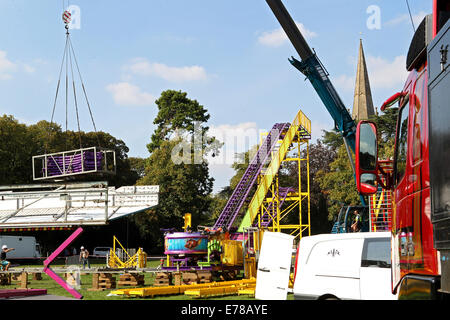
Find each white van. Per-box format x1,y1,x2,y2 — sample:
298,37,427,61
293,232,397,300
0,235,41,260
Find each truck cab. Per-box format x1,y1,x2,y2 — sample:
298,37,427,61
354,1,450,299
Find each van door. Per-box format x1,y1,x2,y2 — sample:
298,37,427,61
359,237,397,299
255,232,294,300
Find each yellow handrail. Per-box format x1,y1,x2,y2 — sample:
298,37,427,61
107,236,147,268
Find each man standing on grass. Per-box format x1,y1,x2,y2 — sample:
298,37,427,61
79,246,90,269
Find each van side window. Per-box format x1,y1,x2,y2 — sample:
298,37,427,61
395,102,409,186
361,238,391,268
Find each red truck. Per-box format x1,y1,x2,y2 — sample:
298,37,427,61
355,0,450,299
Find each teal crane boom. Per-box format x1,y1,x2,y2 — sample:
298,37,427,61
265,0,365,205
266,0,356,151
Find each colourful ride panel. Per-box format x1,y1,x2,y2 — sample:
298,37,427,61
164,232,208,254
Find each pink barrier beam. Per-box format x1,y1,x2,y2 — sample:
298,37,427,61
44,227,83,267
43,266,82,300
0,289,47,298
43,227,84,299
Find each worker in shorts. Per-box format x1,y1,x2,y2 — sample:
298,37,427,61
1,245,15,271
79,246,90,269
351,210,362,232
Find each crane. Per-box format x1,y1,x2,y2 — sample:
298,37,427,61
265,0,366,206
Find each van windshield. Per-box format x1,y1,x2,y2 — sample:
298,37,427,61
361,238,391,268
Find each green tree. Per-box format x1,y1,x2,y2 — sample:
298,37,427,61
315,108,398,222
0,115,36,184
147,90,212,154
136,90,220,251
207,186,232,225
229,146,258,190
369,108,398,159
128,157,146,180
316,144,360,220
321,129,344,152
0,116,139,187
137,138,214,250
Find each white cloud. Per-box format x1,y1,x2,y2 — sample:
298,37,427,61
334,55,408,92
125,58,208,83
0,50,17,80
334,74,356,92
106,82,156,106
209,163,236,194
22,64,35,74
258,21,317,47
0,50,38,79
385,11,428,29
366,55,408,89
412,11,428,27
311,121,333,141
207,122,261,165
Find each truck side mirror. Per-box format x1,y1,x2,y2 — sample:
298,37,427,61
356,121,378,195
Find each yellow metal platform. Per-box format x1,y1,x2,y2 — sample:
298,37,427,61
184,281,256,298
110,278,256,298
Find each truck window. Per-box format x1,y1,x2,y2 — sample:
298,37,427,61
395,103,409,185
412,74,425,165
361,238,391,268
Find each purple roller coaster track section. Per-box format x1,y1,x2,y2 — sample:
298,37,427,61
213,123,290,230
46,151,103,177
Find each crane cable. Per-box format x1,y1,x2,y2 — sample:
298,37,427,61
405,0,416,33
47,9,100,153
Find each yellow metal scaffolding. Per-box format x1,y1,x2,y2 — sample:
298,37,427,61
257,126,311,241
238,109,311,233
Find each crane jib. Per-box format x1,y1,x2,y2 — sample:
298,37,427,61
289,55,357,151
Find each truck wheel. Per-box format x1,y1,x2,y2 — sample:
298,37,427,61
320,294,339,300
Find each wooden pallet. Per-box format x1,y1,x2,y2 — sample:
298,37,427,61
153,272,171,287
11,272,29,288
117,273,145,287
99,273,116,289
219,270,238,281
89,273,116,291
197,271,212,284
32,273,42,281
173,272,182,286
181,272,198,285
0,273,11,285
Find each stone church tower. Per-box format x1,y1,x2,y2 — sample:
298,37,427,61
352,39,375,122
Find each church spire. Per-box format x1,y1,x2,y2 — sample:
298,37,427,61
352,39,375,122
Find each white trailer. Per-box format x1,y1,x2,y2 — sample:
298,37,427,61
0,235,41,260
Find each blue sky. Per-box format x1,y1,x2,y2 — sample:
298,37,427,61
0,0,432,192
